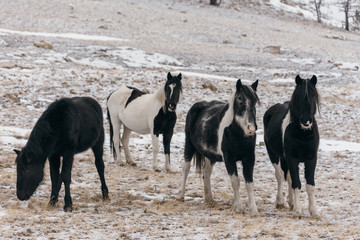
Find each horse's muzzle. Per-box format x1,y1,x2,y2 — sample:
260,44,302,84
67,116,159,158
17,191,30,201
168,104,176,112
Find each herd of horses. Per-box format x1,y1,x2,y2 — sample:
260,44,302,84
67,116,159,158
14,72,320,218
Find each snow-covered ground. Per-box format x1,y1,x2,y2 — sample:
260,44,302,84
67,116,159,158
1,0,360,239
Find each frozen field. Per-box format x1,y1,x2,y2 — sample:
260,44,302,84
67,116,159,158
1,0,360,239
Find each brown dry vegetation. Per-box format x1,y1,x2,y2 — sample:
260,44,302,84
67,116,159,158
1,0,360,239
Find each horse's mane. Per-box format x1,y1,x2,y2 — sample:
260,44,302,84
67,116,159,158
290,80,320,113
242,85,260,105
25,100,63,160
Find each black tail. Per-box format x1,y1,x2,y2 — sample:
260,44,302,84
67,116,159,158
194,152,204,175
106,105,116,160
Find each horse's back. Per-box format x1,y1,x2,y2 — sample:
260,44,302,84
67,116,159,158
263,101,289,156
51,97,104,153
185,100,228,160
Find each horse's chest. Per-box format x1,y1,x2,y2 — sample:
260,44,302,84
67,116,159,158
153,109,176,137
222,126,255,159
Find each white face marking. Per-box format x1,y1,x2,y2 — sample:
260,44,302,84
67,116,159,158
169,83,176,99
300,121,313,130
234,101,256,136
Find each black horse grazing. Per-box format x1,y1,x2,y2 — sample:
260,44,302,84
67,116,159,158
263,75,320,218
14,97,109,212
177,79,260,215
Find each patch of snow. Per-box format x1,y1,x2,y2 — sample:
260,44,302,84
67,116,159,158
0,28,127,42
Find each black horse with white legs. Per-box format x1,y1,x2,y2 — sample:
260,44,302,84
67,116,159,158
263,75,320,218
14,97,109,212
177,79,260,215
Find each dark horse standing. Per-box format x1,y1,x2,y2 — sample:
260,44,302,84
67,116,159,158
14,97,109,212
177,79,260,215
263,75,320,218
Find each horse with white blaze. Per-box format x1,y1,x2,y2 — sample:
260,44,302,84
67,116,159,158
177,79,260,215
263,75,321,218
107,72,182,172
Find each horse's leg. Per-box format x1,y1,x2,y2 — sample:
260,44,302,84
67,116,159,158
286,171,294,210
242,153,259,216
287,157,302,217
177,132,196,200
203,158,214,205
48,154,61,207
92,128,110,202
61,152,75,212
305,158,320,218
177,160,191,200
121,126,136,166
111,116,124,165
268,149,285,208
162,127,174,173
151,133,160,172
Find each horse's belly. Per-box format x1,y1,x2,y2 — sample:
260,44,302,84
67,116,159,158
120,115,151,134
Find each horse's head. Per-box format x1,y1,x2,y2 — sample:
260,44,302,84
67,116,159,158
14,148,44,201
233,79,259,136
291,75,319,130
164,72,182,112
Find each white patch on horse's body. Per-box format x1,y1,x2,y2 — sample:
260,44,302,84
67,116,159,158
119,87,164,134
281,110,291,146
216,93,235,155
301,121,313,130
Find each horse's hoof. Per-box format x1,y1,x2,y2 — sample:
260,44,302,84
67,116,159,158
276,203,286,209
310,210,321,219
103,195,110,203
129,162,137,167
234,204,243,213
249,208,259,216
164,167,173,173
63,206,73,212
153,167,161,172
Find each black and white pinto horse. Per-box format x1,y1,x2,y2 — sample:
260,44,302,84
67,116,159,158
14,97,109,212
107,72,182,172
263,75,320,218
177,79,260,215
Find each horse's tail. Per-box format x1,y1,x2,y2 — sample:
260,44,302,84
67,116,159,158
194,151,203,175
106,95,116,160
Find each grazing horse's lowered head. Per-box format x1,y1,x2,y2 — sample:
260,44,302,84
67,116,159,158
290,75,320,130
15,147,45,201
233,79,259,136
164,72,182,113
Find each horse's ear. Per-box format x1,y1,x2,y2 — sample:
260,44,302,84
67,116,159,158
167,72,172,80
251,80,259,91
310,75,317,85
236,79,243,92
14,149,21,156
177,73,182,80
295,75,302,85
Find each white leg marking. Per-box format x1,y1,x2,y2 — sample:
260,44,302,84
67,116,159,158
293,188,303,217
177,161,191,200
151,134,160,172
286,172,293,209
246,182,259,216
164,154,172,173
273,163,285,208
122,127,136,166
306,184,321,218
203,158,214,204
230,174,242,213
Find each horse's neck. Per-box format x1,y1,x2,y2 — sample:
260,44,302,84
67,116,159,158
153,86,166,109
27,119,54,161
